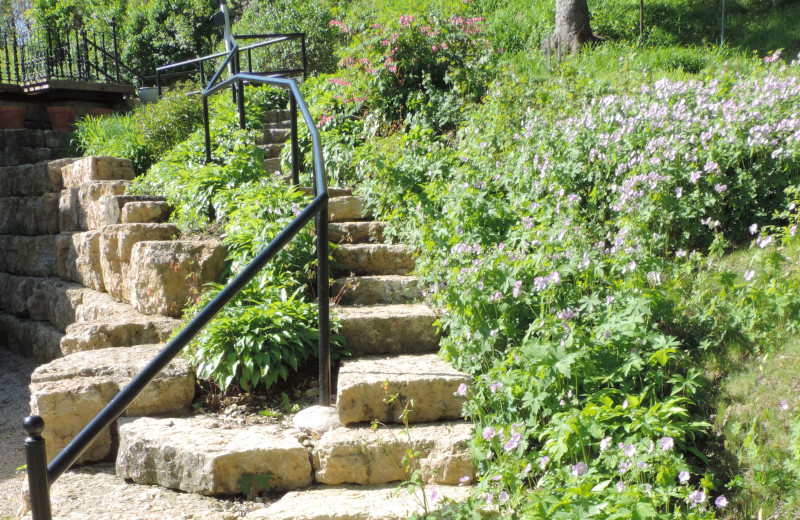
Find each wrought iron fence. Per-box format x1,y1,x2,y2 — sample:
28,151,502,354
0,21,133,85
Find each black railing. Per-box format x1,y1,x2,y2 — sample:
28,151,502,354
154,33,306,96
0,21,133,86
24,39,329,520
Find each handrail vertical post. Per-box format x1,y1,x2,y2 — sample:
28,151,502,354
156,70,161,97
24,415,52,520
316,200,331,406
300,35,307,81
111,18,120,83
203,96,211,163
235,50,245,130
290,91,299,186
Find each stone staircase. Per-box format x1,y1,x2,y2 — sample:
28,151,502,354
9,112,476,519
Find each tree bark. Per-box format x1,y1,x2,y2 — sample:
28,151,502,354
543,0,598,57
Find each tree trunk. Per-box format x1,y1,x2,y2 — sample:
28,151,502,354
543,0,598,57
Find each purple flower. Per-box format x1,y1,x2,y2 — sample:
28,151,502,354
616,481,624,492
455,383,468,397
571,462,588,476
512,280,522,297
679,471,690,483
619,461,630,474
688,489,706,505
498,491,509,503
780,399,789,411
599,437,611,451
490,382,503,394
790,225,797,237
715,495,728,508
459,475,470,485
624,444,636,457
484,493,493,505
660,436,674,451
521,463,532,475
483,426,496,440
429,486,439,504
504,432,522,452
539,456,550,470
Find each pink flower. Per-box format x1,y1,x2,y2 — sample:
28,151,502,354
571,462,588,476
659,436,674,451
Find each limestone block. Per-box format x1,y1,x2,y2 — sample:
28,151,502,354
335,303,439,355
332,275,421,305
60,314,180,354
65,230,104,291
127,239,227,317
0,273,84,330
329,221,385,244
245,485,473,520
0,312,63,363
99,224,179,301
121,201,172,223
336,354,469,425
328,196,368,222
0,194,59,235
73,289,140,323
116,417,312,495
0,235,60,277
333,244,415,276
61,156,135,188
0,158,74,196
313,422,475,485
59,180,129,232
29,344,195,463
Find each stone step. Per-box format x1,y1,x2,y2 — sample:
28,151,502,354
127,239,226,317
261,108,290,125
245,484,473,520
329,221,385,244
0,312,63,363
116,416,312,495
332,275,421,305
0,158,76,197
313,422,475,486
99,194,171,226
60,313,180,355
263,157,281,174
261,126,291,144
0,194,59,235
336,354,469,425
333,244,415,276
0,233,70,278
30,344,194,464
328,195,368,222
98,223,180,301
258,142,284,158
335,304,438,355
61,156,135,188
0,273,83,331
60,180,130,231
298,186,353,198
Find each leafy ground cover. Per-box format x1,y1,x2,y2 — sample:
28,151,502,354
73,0,800,516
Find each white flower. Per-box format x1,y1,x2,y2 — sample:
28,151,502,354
744,270,755,282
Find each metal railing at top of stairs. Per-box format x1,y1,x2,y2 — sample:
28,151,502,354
153,33,306,97
23,40,330,520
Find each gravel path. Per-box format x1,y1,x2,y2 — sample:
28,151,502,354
0,348,266,519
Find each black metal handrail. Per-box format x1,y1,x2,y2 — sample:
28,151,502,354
24,38,329,520
155,33,305,97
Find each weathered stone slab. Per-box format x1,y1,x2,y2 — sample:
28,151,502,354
30,344,195,464
263,157,281,173
335,303,438,355
116,417,312,495
0,273,84,331
61,156,135,188
333,244,415,276
99,223,179,301
65,230,104,291
60,314,180,354
261,126,290,145
332,275,421,305
0,158,76,196
72,289,142,323
337,354,469,425
245,485,474,520
0,234,61,277
329,221,384,244
0,194,59,235
0,312,63,363
59,180,130,231
261,109,290,125
329,196,368,222
314,422,475,486
127,239,227,317
97,195,170,226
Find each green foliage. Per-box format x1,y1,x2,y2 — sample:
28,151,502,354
234,0,340,75
74,82,203,174
120,0,215,78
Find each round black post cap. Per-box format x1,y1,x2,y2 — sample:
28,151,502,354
24,415,45,436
